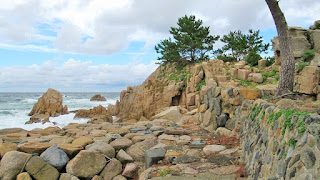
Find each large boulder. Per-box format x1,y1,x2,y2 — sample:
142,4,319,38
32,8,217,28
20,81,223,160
19,142,52,154
85,142,115,158
151,106,182,122
100,158,122,179
40,145,70,170
0,142,18,157
90,94,106,101
25,156,60,180
29,88,68,117
0,151,32,180
66,150,107,178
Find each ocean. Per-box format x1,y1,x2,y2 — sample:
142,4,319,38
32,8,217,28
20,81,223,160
0,92,120,130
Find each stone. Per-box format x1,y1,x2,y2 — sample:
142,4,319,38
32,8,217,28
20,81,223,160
238,69,251,80
308,123,320,136
110,137,133,150
217,114,228,127
72,137,93,148
258,59,267,67
186,93,196,106
74,105,112,123
172,154,200,164
207,155,236,166
100,158,122,179
151,106,182,122
122,163,139,178
59,173,80,180
90,94,106,101
230,68,238,78
145,148,166,168
252,73,263,83
29,88,66,117
0,151,32,180
209,165,240,175
126,138,158,162
215,127,232,136
40,145,69,170
25,156,60,180
301,149,316,169
235,63,245,69
85,142,115,158
203,145,226,156
203,110,212,127
26,114,50,124
66,150,107,178
113,175,127,180
239,88,262,100
19,142,51,154
0,142,18,157
116,149,134,163
276,99,297,110
91,175,103,180
17,172,32,180
58,143,83,157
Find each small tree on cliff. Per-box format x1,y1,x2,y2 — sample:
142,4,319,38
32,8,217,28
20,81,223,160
155,15,219,64
266,0,295,96
216,29,269,63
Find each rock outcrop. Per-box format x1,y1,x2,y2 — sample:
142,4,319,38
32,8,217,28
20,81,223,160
90,94,106,101
27,88,68,124
74,105,113,123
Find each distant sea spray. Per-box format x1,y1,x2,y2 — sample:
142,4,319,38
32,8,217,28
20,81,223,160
0,92,119,130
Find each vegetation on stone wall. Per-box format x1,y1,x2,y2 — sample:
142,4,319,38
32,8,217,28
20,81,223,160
302,49,315,61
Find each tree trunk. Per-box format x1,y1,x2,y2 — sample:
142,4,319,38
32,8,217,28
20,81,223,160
266,0,295,96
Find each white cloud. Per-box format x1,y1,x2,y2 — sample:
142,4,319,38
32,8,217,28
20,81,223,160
0,0,319,54
0,59,158,92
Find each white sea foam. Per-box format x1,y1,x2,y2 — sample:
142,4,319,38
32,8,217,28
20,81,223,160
0,92,119,131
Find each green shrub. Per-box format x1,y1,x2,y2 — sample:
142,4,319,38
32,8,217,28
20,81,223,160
196,79,206,91
288,137,296,149
217,55,236,62
297,61,308,72
244,51,262,66
302,50,315,61
226,71,231,76
266,56,275,66
316,21,320,29
296,119,306,134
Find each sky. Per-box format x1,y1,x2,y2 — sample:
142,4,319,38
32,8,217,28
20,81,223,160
0,0,319,92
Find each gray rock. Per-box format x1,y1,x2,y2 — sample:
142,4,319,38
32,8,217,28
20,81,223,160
301,149,316,169
207,155,235,166
26,156,60,180
297,133,308,148
308,123,320,136
288,154,300,168
278,161,287,178
217,114,228,127
85,142,115,158
172,155,200,164
213,97,222,116
0,151,32,180
288,167,296,179
317,138,320,151
225,118,236,130
116,149,133,164
40,145,69,170
59,173,80,180
297,173,313,180
145,148,166,168
100,158,122,179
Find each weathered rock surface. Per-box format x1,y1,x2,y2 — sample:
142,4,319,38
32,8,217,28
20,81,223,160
25,156,60,180
151,106,182,122
0,151,32,180
19,142,51,154
0,142,18,157
74,105,112,123
29,88,67,117
85,142,115,158
59,173,80,180
40,145,70,170
90,94,106,101
66,150,107,178
100,158,122,179
16,172,32,180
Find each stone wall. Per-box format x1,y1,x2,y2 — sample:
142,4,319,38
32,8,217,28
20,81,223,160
193,86,320,179
239,100,320,179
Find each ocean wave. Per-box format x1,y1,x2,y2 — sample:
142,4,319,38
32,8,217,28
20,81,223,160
0,110,14,115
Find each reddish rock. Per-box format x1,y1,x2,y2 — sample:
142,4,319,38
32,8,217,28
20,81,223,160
122,163,139,178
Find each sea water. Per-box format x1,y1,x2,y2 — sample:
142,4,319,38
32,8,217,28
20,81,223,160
0,92,119,130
